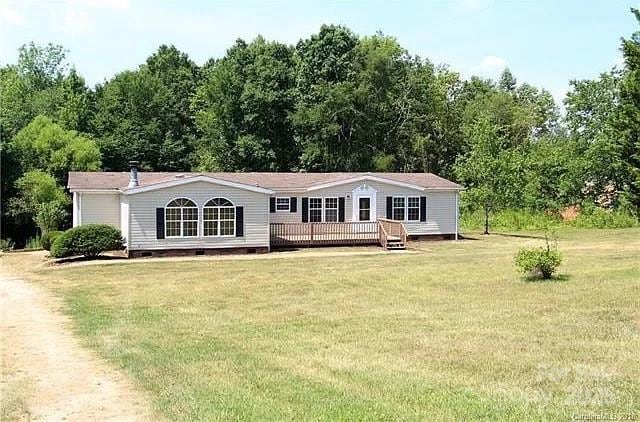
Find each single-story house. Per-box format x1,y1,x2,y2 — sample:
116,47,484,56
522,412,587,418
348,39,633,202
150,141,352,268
68,162,463,257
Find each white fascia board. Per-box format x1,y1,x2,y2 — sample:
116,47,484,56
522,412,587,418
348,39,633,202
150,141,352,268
306,175,427,192
122,174,274,195
424,187,465,192
69,189,121,194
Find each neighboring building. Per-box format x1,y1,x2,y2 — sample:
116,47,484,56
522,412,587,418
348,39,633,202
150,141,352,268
68,162,463,257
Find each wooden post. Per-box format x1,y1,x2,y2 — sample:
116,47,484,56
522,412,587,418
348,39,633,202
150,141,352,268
310,223,314,244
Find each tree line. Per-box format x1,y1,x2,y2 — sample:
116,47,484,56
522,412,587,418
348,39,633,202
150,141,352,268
2,14,640,245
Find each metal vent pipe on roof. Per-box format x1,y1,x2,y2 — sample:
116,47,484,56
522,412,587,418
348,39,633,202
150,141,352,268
128,160,139,188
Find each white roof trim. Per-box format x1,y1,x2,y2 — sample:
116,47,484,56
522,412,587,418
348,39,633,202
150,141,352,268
307,175,428,192
122,175,274,195
69,188,120,194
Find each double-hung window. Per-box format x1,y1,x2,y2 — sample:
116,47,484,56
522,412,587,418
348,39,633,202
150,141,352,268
324,197,338,222
392,197,405,221
407,197,420,221
275,197,290,212
309,198,323,222
203,198,235,236
165,198,198,237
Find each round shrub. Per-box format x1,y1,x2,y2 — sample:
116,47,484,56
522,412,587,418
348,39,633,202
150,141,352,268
514,245,562,280
42,230,63,251
50,224,124,258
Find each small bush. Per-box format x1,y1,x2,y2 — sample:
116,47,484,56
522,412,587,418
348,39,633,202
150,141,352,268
0,238,15,252
51,224,124,258
514,237,562,280
42,231,63,251
25,235,43,250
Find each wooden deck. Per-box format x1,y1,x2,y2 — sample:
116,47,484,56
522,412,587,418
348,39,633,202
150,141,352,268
270,220,407,249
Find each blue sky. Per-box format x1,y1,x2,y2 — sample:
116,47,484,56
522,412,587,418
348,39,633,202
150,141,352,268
0,0,637,103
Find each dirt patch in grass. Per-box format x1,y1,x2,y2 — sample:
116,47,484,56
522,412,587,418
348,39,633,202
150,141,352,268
0,270,156,421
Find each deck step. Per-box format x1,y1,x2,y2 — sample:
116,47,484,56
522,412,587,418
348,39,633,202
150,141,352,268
386,241,405,250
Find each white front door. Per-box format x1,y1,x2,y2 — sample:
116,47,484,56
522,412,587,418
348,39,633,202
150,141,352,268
352,184,377,222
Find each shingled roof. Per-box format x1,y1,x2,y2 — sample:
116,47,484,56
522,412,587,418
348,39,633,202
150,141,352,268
68,171,463,191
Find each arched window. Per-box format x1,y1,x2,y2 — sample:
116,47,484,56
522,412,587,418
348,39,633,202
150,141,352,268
165,198,198,237
204,198,235,236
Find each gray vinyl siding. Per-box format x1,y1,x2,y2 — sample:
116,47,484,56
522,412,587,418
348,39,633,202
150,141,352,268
270,181,458,235
270,194,303,223
79,193,121,228
126,181,270,250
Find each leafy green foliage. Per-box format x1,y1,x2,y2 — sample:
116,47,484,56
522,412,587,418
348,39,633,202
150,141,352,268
461,208,639,232
50,224,124,258
10,115,101,182
0,238,15,252
565,71,624,206
90,45,201,172
455,117,523,234
616,8,640,215
42,230,63,251
194,37,297,171
9,171,70,226
460,209,561,232
571,205,640,228
34,202,67,234
515,238,562,280
25,235,43,250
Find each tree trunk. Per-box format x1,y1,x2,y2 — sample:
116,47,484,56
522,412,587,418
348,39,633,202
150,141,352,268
483,206,490,235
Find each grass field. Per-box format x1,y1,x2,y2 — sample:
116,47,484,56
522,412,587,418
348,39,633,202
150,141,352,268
4,229,640,420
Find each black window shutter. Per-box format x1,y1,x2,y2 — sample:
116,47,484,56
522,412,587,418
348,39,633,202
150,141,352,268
338,197,345,222
235,206,244,237
270,197,276,213
386,197,393,219
420,196,427,222
156,208,165,239
301,197,308,222
290,197,297,213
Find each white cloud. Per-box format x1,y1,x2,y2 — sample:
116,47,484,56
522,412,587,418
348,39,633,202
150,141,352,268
476,54,507,78
0,0,25,25
55,0,129,35
60,3,92,35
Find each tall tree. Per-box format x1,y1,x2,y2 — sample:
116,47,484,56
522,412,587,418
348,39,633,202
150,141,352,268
455,116,522,234
0,42,72,139
406,66,465,177
293,25,361,170
9,115,101,184
92,69,176,170
194,37,297,171
616,8,640,214
565,71,623,205
92,45,199,171
8,170,70,234
145,45,201,160
498,67,517,92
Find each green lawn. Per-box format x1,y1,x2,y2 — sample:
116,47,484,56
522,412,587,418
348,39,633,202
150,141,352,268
5,229,640,420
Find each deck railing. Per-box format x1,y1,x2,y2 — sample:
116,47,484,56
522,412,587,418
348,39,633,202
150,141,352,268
377,218,408,248
270,221,380,247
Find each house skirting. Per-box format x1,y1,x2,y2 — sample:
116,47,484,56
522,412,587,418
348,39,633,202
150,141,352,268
128,247,269,258
408,233,457,241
